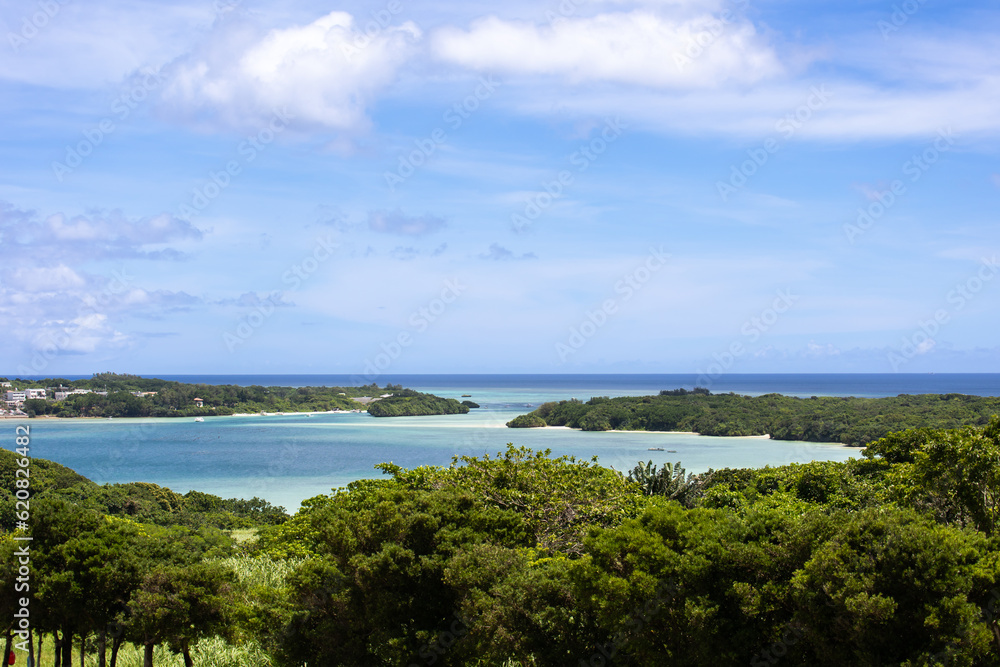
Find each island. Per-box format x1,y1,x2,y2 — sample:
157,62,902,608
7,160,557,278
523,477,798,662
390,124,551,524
366,389,471,417
1,373,470,419
505,387,1000,446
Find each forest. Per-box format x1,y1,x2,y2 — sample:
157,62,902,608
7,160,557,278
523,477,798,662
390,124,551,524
506,388,1000,446
5,374,462,419
366,389,472,417
2,418,1000,665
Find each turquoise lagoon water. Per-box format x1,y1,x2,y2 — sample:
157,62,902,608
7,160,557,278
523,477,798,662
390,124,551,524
3,377,886,511
10,374,1000,510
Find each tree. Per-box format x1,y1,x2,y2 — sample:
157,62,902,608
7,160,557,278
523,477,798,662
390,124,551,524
128,563,236,667
790,507,996,665
868,418,1000,535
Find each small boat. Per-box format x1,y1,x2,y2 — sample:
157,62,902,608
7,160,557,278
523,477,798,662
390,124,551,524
667,450,677,453
194,417,205,422
648,447,664,451
461,394,472,397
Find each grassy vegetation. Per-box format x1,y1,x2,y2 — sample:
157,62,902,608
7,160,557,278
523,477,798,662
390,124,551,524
19,636,272,667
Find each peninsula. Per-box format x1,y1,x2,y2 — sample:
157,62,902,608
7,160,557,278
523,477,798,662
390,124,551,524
506,387,1000,446
2,373,471,419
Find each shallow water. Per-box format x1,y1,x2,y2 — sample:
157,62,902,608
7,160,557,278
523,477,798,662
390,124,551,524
12,393,856,511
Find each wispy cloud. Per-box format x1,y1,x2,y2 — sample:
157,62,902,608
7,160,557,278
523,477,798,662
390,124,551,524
479,243,537,261
368,210,446,236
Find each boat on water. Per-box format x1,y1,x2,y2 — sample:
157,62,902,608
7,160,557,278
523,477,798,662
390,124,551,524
195,417,205,422
461,394,472,397
648,447,664,451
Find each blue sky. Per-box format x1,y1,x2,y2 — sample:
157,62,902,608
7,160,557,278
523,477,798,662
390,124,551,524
1,0,998,376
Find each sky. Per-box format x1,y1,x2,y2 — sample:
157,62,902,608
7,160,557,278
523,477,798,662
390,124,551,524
1,0,998,377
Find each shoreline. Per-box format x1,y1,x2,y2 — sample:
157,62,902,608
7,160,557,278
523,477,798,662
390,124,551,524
1,409,362,421
526,425,848,446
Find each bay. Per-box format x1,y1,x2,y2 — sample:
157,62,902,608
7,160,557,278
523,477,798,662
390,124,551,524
9,373,1000,511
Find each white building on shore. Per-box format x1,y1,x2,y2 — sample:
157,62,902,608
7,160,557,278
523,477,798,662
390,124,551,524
4,390,26,402
54,388,93,401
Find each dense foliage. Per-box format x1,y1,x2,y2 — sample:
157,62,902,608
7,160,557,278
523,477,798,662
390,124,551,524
0,448,288,534
5,417,1000,665
366,389,471,417
508,389,1000,445
7,375,469,419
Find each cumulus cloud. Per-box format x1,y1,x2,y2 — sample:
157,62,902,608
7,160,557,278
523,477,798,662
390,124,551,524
0,201,206,366
0,202,203,263
159,10,421,130
368,210,446,236
432,10,781,88
0,275,200,362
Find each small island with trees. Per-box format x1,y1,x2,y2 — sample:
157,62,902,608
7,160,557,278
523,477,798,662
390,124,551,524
366,389,472,417
506,387,1000,446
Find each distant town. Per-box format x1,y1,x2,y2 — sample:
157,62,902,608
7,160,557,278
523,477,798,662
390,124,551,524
1,380,159,417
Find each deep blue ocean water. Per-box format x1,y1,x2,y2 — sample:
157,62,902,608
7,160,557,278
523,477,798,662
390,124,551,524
7,374,1000,510
22,372,1000,397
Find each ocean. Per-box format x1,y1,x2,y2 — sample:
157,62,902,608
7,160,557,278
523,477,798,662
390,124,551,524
8,374,1000,511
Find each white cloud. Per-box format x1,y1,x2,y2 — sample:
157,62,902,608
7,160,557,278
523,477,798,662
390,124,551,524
159,10,422,130
432,10,781,88
0,203,203,262
8,265,86,293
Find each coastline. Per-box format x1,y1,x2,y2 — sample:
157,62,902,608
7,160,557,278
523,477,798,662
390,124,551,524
529,425,735,437
530,425,848,446
1,409,361,421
